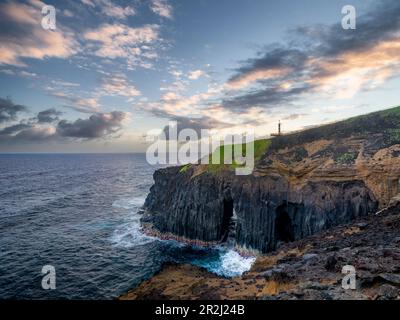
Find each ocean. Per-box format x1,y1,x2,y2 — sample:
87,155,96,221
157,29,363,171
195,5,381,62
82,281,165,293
0,154,255,299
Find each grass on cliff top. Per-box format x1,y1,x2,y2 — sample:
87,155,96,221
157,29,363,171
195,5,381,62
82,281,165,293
270,105,400,151
178,139,271,174
206,139,271,173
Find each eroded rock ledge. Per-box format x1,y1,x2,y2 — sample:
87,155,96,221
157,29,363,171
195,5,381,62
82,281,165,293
122,208,400,300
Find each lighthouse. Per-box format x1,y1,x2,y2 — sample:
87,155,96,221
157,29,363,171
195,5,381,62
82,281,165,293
271,121,282,137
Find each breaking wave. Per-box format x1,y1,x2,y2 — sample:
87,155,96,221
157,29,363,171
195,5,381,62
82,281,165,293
110,196,255,277
110,197,155,247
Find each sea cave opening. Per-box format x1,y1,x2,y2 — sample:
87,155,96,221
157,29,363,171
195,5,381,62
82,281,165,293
275,204,295,243
221,198,234,242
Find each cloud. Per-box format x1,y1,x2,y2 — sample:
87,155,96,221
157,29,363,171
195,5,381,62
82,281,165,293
0,123,31,135
161,92,181,101
222,84,312,112
143,1,400,131
150,0,173,19
80,0,135,19
63,9,74,18
57,111,129,138
188,70,204,80
81,0,95,7
0,97,129,148
0,1,78,67
0,97,27,123
83,23,159,68
226,48,306,90
49,91,100,113
147,84,223,119
221,0,400,111
0,69,37,78
100,75,141,97
37,108,63,123
99,0,135,19
227,67,292,90
0,121,57,143
68,98,100,113
162,115,231,140
282,113,308,121
51,80,80,87
0,101,58,144
11,126,57,142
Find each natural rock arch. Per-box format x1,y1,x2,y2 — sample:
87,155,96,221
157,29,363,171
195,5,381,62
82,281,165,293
275,203,295,243
221,198,234,242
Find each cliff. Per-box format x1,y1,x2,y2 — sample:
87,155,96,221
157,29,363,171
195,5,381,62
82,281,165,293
141,106,400,253
122,204,400,300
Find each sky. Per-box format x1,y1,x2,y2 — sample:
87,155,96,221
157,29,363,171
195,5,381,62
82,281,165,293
0,0,400,152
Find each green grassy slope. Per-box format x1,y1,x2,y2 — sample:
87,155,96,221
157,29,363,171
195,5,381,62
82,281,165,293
179,105,400,174
270,105,400,151
179,139,271,173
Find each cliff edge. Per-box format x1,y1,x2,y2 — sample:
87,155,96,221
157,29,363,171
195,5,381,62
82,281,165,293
141,106,400,253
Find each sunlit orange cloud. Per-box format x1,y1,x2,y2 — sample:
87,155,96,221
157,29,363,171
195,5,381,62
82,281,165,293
279,81,293,91
204,104,271,126
2,2,38,25
226,67,292,90
307,36,400,98
0,1,77,67
147,85,224,118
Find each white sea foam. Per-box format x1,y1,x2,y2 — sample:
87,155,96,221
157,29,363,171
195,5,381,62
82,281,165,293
110,220,155,247
190,247,256,277
111,197,255,277
110,197,155,247
112,196,146,210
214,249,256,277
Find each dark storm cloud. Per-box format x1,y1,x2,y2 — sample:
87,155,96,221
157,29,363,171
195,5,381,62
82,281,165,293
37,108,63,123
0,97,27,123
309,0,400,57
221,0,400,112
227,47,308,85
222,84,313,112
0,123,31,135
57,111,128,138
0,97,129,147
12,127,55,142
161,115,231,140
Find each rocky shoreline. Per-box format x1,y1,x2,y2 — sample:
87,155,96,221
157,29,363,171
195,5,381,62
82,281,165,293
121,205,400,300
141,221,220,248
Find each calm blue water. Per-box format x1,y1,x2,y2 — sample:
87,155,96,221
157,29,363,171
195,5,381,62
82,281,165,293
0,154,254,299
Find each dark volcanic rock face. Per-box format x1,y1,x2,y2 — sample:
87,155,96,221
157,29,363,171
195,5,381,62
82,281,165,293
143,166,228,242
142,165,378,253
